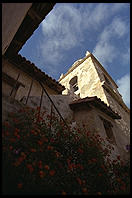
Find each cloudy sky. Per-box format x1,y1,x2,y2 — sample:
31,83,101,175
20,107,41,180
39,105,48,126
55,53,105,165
19,3,130,108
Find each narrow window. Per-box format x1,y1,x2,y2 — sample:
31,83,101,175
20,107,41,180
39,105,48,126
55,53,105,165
69,76,78,92
100,116,116,144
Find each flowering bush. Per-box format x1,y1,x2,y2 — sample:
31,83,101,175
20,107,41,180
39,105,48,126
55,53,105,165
2,106,130,195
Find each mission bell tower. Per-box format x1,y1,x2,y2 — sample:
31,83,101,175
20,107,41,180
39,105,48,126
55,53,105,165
59,51,130,141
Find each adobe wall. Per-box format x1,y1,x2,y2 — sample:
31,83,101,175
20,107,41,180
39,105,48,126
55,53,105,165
2,58,58,101
73,104,129,161
21,95,73,123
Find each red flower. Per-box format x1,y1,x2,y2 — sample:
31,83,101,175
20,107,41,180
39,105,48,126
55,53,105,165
47,145,53,150
39,170,45,178
38,161,43,169
82,188,88,193
76,177,82,185
71,163,76,169
17,183,23,189
44,165,50,170
15,128,20,133
31,130,37,135
14,155,25,167
38,140,43,146
49,170,55,176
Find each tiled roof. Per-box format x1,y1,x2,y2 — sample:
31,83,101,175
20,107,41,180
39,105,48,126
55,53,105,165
4,53,65,94
69,96,121,119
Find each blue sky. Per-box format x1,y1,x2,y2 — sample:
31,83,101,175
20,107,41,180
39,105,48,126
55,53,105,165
19,3,130,108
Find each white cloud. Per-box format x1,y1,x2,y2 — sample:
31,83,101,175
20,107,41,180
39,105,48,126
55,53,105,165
111,17,127,37
38,3,128,69
122,48,130,64
93,42,117,66
93,17,127,67
40,4,83,65
117,74,130,108
87,3,110,28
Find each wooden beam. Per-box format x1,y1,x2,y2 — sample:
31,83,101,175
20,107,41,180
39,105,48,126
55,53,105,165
28,8,42,22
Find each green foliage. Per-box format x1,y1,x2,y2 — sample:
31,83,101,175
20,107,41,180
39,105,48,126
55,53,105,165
2,106,130,195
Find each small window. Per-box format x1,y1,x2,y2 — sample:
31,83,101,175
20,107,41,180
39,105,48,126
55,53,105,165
100,116,116,144
69,76,78,92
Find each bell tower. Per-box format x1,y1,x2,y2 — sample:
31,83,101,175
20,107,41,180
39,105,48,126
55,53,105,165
59,51,130,139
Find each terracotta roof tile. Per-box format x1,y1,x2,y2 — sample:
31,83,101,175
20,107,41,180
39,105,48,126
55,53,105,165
4,53,65,93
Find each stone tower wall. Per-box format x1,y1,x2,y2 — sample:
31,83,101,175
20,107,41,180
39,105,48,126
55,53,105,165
92,60,121,98
60,56,108,104
103,89,130,137
91,58,130,139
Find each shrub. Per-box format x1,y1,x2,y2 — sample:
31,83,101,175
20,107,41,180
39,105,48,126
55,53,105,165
2,106,130,195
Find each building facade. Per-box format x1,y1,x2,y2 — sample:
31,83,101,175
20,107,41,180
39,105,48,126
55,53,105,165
59,51,130,160
2,4,130,161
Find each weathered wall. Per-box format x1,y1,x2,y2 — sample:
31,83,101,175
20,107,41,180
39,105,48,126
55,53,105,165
93,107,129,160
21,95,74,123
2,3,32,55
92,60,121,98
91,59,130,141
2,81,12,96
59,56,108,104
103,89,130,137
2,94,25,123
59,53,130,160
2,58,58,101
72,105,95,132
73,104,129,160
